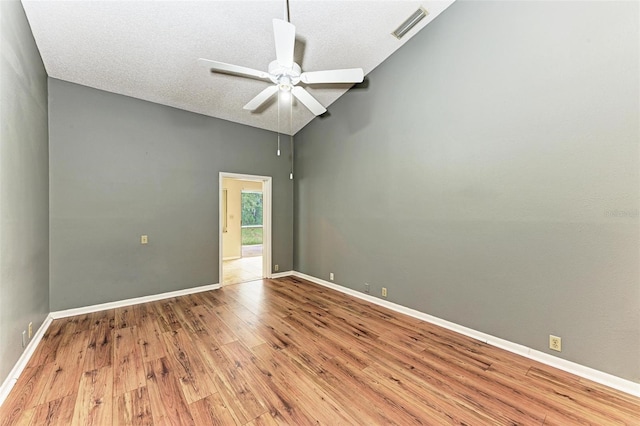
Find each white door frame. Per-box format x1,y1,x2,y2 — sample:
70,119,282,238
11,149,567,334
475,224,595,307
219,172,272,285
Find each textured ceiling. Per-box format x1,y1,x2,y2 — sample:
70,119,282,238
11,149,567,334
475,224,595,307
22,1,455,135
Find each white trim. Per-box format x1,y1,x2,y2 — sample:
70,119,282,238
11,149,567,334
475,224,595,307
291,271,640,398
219,173,273,286
0,314,53,407
262,177,272,279
270,270,294,279
50,283,221,319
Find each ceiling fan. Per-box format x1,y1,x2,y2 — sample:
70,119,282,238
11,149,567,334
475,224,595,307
198,17,364,116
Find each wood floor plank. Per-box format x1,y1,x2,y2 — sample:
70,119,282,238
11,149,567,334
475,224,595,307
485,363,618,425
363,358,498,425
170,299,209,336
113,327,146,396
369,338,547,425
193,290,226,308
161,328,217,404
71,367,113,425
283,306,374,368
38,330,89,405
70,313,93,332
132,304,167,362
28,319,74,366
114,387,153,426
0,364,48,424
212,304,266,348
298,315,369,369
270,344,384,424
144,358,195,425
524,367,631,425
115,306,135,329
1,277,638,426
83,309,115,371
323,354,437,425
201,343,268,424
246,412,280,426
220,341,320,425
189,392,239,425
191,304,238,345
152,299,183,332
249,344,361,425
26,394,76,426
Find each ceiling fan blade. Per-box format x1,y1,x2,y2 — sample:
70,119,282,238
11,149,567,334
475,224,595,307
292,86,326,116
243,85,279,111
300,68,365,84
198,58,269,81
273,19,295,68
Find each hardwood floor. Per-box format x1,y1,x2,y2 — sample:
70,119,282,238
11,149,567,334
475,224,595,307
1,276,638,425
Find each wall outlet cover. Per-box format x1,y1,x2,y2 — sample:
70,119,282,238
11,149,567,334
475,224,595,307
549,335,562,352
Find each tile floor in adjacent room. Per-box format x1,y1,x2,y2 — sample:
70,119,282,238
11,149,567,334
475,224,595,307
223,245,263,285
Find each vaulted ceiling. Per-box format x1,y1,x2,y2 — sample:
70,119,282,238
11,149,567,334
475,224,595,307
22,1,455,135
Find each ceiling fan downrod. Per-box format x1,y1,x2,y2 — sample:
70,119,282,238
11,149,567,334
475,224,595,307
285,0,290,23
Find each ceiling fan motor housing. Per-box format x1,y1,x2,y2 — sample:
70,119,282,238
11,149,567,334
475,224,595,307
268,60,301,90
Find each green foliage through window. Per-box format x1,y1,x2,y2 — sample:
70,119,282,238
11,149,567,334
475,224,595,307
242,227,263,245
241,192,263,226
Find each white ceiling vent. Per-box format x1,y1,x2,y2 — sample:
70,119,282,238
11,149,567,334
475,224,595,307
393,7,428,39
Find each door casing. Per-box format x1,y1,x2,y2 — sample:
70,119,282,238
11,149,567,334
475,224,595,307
219,172,272,285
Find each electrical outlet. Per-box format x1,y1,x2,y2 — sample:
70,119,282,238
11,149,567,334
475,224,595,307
141,235,148,244
382,287,387,297
274,264,279,272
28,322,33,339
364,283,370,294
549,335,562,352
330,272,334,281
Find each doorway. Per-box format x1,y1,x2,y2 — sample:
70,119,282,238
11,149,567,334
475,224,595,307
220,173,272,285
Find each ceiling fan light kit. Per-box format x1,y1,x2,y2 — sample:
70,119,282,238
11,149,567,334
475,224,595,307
393,7,429,39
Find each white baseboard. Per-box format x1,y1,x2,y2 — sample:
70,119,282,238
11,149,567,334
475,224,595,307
291,271,640,398
270,270,294,279
0,314,53,407
50,283,221,319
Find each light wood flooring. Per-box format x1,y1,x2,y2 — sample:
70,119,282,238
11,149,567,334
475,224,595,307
1,276,638,425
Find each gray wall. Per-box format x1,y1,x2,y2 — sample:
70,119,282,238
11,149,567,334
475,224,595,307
0,1,49,384
49,79,293,310
294,1,639,382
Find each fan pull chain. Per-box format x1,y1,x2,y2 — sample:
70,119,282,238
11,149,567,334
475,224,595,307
290,135,294,180
290,92,294,180
276,89,281,156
